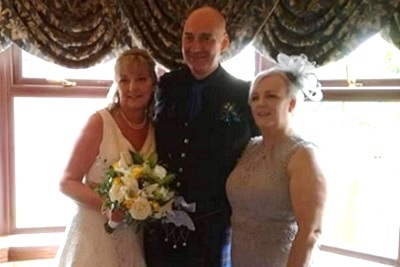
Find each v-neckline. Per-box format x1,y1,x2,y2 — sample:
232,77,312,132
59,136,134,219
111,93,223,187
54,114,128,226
105,109,151,153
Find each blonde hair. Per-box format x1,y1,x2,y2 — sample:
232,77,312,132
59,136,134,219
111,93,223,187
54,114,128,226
108,48,157,115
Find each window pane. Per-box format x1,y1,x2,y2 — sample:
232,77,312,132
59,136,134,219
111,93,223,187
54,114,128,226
315,34,400,80
294,101,400,259
222,45,255,81
21,51,115,80
14,97,106,228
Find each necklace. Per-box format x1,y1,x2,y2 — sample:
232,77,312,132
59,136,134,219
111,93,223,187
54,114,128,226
119,109,147,130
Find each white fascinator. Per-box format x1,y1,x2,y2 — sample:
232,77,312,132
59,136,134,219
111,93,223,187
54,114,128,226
276,53,323,101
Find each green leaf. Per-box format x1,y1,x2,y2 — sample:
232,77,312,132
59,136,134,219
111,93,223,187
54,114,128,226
131,152,144,164
148,153,158,168
159,174,175,186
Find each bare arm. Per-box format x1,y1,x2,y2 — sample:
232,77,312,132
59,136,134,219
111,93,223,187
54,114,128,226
59,112,104,212
286,146,327,267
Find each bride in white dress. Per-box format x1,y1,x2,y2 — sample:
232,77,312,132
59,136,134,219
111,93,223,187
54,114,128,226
56,48,157,267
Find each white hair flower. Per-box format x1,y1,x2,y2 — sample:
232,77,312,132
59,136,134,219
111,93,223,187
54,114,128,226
276,53,323,101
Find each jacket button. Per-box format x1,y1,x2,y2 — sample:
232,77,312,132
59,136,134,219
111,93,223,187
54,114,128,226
183,138,189,144
181,153,186,158
178,168,183,173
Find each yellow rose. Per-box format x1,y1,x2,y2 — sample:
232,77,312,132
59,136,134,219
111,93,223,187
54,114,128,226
132,166,144,179
151,201,160,212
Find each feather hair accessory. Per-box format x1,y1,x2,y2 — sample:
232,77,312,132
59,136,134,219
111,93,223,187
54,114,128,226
276,53,323,101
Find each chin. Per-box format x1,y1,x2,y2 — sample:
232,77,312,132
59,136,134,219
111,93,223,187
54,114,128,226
256,121,274,130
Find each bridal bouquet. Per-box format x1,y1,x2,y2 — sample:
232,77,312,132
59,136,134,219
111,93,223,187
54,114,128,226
95,151,195,234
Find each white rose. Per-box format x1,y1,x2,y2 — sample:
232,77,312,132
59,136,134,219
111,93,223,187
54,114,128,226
109,183,125,203
143,183,158,198
129,197,152,220
157,186,169,199
153,165,167,179
121,175,139,197
118,151,132,169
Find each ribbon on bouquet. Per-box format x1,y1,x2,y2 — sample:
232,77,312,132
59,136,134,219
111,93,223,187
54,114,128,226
162,197,196,249
103,196,196,235
164,196,196,231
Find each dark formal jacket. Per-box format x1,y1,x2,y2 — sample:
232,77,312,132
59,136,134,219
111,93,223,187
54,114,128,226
145,65,258,267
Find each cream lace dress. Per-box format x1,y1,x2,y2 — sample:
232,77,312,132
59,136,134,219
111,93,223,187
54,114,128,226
56,108,155,267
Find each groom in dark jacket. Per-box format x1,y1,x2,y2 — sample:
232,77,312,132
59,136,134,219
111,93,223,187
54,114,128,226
144,5,258,267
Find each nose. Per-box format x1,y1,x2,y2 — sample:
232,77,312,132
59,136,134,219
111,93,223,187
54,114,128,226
254,97,264,105
128,81,136,92
191,39,202,53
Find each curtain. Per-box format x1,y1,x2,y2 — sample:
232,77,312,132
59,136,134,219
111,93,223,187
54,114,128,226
0,0,133,68
116,0,268,69
0,0,399,69
253,0,400,66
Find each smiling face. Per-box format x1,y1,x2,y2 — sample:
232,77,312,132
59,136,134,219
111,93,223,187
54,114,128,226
181,7,229,80
114,55,155,112
249,72,296,131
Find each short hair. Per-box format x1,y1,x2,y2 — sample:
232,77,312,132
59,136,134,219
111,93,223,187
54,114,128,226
249,68,305,104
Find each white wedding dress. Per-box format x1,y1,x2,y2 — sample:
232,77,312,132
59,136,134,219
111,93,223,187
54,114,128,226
56,108,155,267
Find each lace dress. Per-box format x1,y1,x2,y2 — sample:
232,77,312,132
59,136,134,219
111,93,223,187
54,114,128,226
226,135,315,267
56,108,155,267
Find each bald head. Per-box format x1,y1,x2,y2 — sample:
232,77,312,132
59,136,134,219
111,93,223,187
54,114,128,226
181,6,229,79
185,6,226,34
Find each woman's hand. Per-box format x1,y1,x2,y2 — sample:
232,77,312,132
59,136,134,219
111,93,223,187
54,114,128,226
104,208,125,223
102,208,126,234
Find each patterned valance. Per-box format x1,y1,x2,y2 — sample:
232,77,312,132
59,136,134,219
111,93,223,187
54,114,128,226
0,0,399,69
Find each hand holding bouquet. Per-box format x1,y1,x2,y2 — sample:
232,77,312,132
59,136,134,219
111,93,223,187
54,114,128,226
95,151,195,235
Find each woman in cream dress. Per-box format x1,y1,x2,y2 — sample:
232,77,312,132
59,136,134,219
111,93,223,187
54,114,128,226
56,48,157,267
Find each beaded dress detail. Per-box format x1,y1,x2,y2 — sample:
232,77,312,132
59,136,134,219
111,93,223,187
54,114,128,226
226,135,316,267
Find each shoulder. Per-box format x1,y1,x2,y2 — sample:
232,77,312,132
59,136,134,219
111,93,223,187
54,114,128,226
82,109,107,136
158,67,188,87
243,136,263,154
70,110,104,154
287,136,323,173
291,136,318,154
219,67,250,90
157,67,189,101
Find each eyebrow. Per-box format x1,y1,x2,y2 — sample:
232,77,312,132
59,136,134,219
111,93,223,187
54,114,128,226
183,32,213,37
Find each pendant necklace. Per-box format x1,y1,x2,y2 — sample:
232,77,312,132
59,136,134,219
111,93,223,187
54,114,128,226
119,109,147,130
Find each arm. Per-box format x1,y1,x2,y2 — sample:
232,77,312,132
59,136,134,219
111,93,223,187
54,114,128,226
59,112,103,212
286,146,327,267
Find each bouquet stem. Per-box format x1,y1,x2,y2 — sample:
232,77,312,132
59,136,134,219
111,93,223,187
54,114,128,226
104,220,121,234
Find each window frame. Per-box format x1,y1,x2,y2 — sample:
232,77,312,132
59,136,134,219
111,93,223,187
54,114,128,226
0,45,111,262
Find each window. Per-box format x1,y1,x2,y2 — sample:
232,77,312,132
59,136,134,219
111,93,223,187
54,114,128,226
222,45,256,81
291,34,400,266
295,101,400,265
13,97,105,228
21,50,115,81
